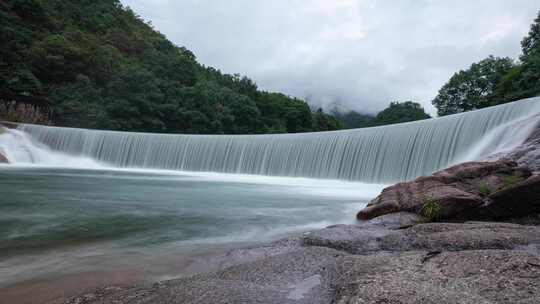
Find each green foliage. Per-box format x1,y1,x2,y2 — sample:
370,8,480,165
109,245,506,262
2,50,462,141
29,34,90,83
1,0,340,134
6,69,42,94
432,56,515,116
330,110,374,129
502,175,523,189
478,184,491,196
521,11,540,58
364,101,431,127
331,101,430,129
433,11,540,116
312,108,343,131
421,198,442,222
51,75,107,129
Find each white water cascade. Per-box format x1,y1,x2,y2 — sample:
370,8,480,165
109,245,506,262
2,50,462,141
2,97,540,183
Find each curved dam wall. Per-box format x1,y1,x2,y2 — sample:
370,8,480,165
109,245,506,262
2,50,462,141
11,97,540,183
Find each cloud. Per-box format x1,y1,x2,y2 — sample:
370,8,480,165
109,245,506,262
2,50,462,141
121,0,538,115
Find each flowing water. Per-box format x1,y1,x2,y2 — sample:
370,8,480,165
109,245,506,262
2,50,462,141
14,97,540,183
0,97,539,293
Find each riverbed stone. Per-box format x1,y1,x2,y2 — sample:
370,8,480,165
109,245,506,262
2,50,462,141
357,160,536,221
0,151,8,163
335,249,540,304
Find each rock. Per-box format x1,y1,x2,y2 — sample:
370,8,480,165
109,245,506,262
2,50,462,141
56,247,348,304
335,249,540,304
503,121,540,171
55,221,540,304
302,221,540,255
361,212,425,229
357,160,535,221
0,151,8,163
486,174,540,219
383,222,540,252
0,128,9,163
0,121,19,129
301,224,391,254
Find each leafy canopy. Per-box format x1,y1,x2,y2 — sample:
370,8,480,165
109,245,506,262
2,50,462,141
1,0,341,134
432,11,540,116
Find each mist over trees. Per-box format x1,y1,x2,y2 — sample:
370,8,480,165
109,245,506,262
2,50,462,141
330,101,430,129
330,110,374,129
432,11,540,116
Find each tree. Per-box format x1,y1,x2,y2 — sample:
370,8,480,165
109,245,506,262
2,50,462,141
2,0,341,134
330,109,374,129
367,101,431,126
492,11,540,103
5,69,42,95
104,66,165,131
521,11,540,58
512,11,540,100
51,75,107,129
312,108,343,131
433,11,540,114
29,34,89,84
432,56,515,116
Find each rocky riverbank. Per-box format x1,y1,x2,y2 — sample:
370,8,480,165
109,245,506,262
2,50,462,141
50,213,540,304
30,124,540,303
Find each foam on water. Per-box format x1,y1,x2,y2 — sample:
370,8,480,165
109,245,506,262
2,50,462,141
0,128,101,168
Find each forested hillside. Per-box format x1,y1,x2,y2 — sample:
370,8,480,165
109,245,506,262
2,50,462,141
0,0,341,133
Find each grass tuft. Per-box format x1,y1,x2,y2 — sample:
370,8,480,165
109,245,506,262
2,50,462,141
478,184,491,196
421,198,442,222
502,175,523,189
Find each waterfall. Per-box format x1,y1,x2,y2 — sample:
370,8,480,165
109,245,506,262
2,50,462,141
4,97,540,183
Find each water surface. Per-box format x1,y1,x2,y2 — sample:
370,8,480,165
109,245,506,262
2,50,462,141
0,166,382,287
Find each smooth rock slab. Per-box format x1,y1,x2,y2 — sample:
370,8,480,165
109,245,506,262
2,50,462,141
335,249,540,304
57,247,347,304
302,221,540,254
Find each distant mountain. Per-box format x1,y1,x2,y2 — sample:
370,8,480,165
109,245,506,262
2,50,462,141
330,109,374,129
331,101,431,129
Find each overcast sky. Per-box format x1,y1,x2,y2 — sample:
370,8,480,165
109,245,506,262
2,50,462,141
121,0,538,115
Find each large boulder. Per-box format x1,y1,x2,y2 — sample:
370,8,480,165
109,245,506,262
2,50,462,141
0,151,8,163
487,174,540,218
0,127,9,163
357,160,539,221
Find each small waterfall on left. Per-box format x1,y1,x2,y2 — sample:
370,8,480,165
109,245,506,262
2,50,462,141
0,127,101,168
